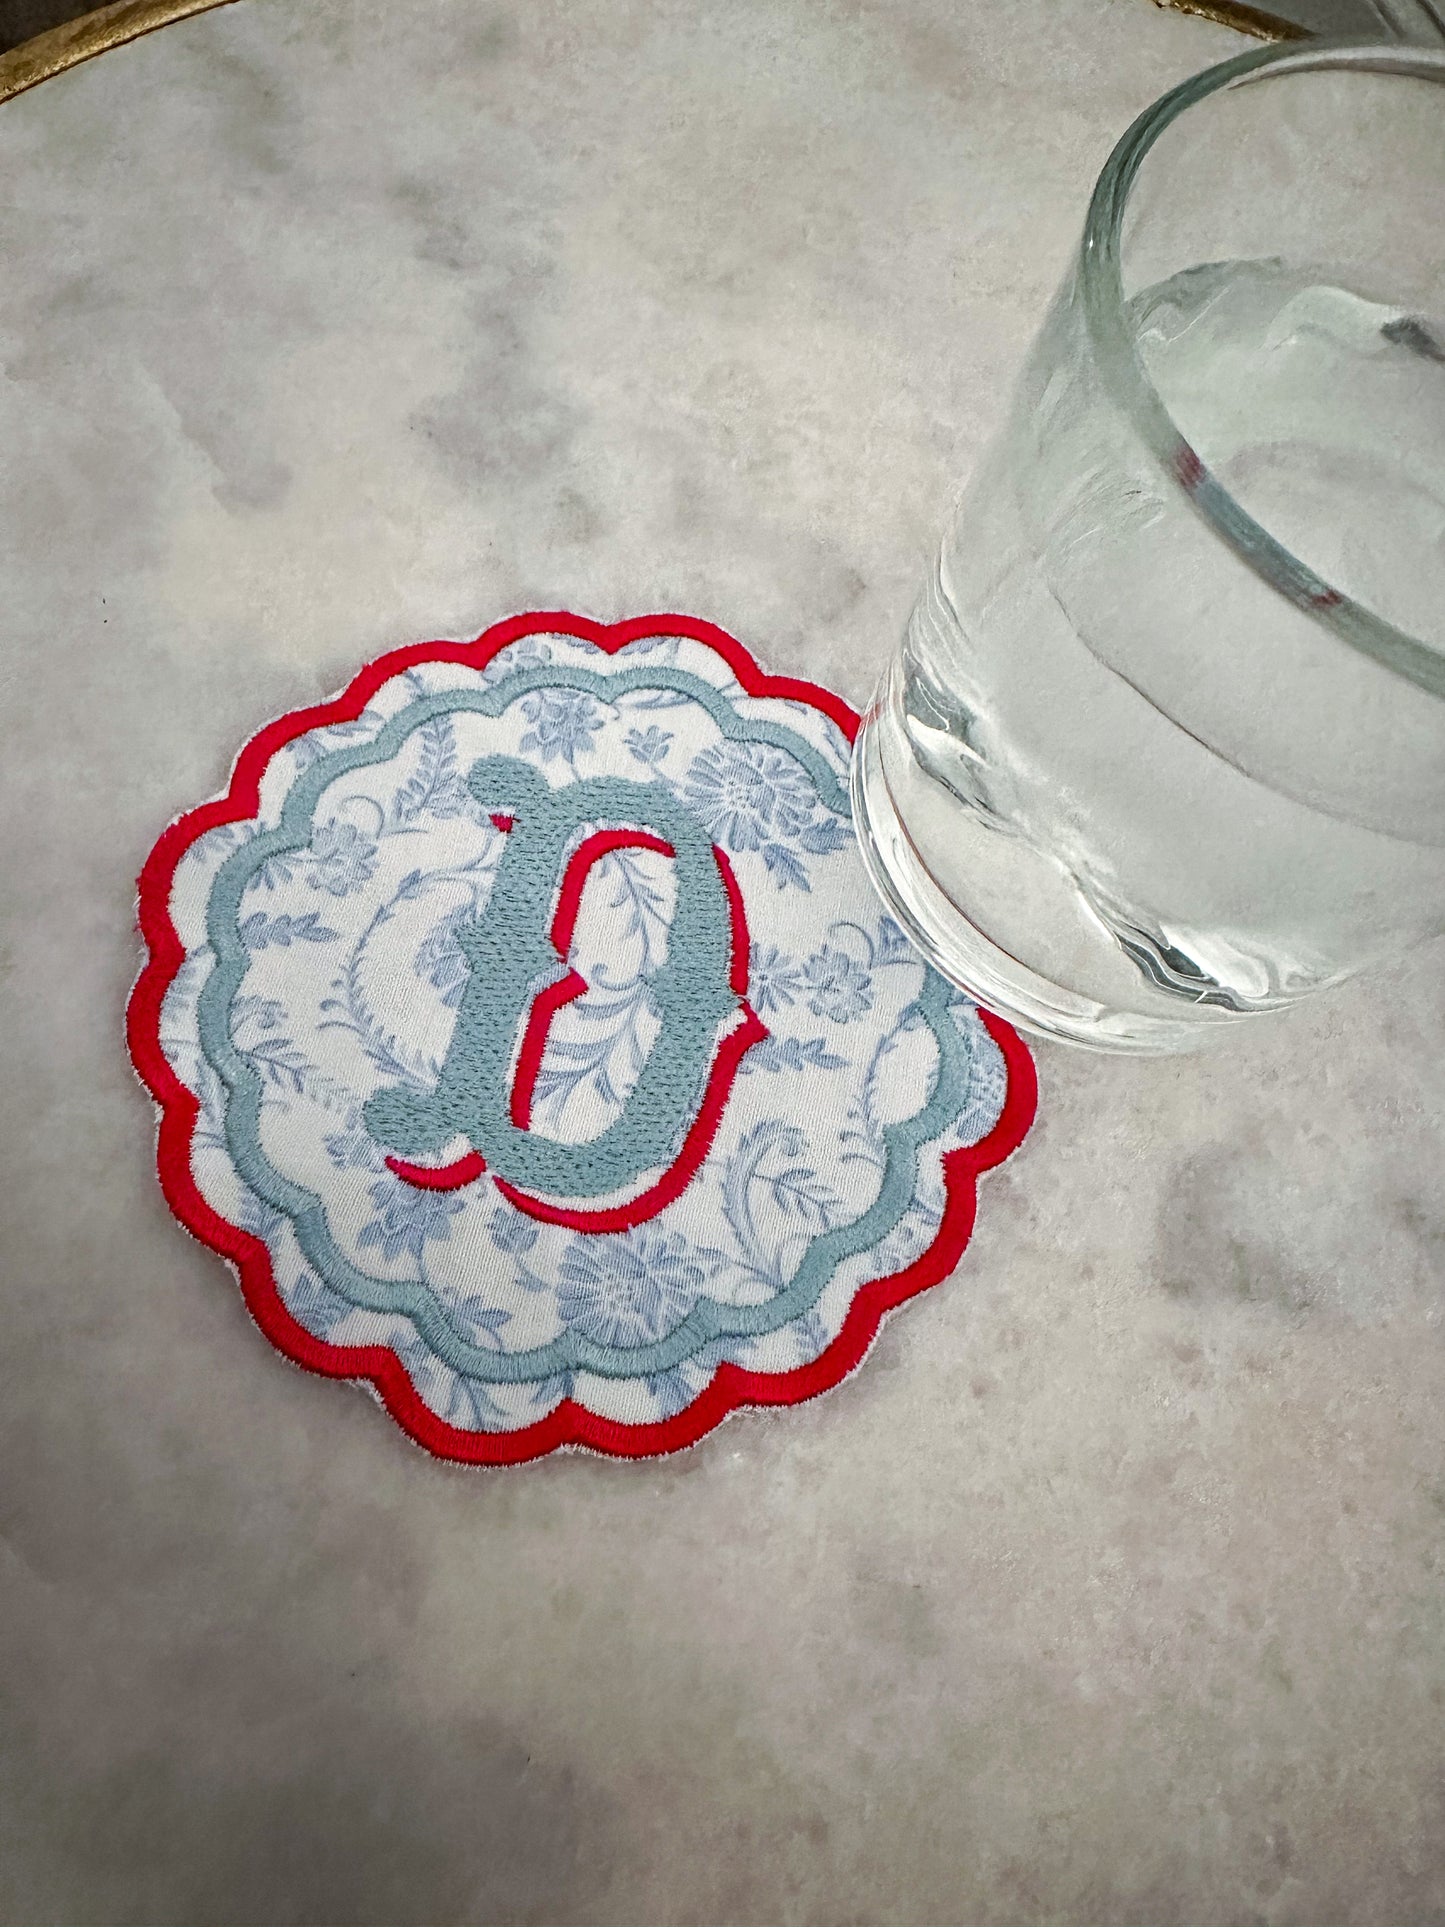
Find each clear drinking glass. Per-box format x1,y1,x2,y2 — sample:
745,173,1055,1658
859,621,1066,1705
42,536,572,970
852,42,1445,1052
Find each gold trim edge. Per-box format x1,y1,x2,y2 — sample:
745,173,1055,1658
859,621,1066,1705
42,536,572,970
0,0,237,106
1152,0,1304,41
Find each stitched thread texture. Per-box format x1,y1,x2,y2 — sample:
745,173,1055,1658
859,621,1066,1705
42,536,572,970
129,613,1036,1462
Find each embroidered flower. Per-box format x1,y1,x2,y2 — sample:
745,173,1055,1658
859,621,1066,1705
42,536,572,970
556,1228,705,1347
681,742,816,852
519,688,604,765
624,724,672,769
801,944,873,1023
356,1177,465,1265
748,943,804,1014
307,817,378,896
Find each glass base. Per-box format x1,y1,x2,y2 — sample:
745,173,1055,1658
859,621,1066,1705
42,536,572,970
850,708,1245,1055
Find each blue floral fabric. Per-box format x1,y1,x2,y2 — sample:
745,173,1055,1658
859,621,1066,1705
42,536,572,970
155,628,1012,1444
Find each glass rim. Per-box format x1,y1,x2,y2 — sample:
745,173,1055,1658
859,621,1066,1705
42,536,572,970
1079,38,1445,701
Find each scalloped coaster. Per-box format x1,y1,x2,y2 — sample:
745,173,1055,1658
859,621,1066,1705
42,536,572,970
129,614,1035,1462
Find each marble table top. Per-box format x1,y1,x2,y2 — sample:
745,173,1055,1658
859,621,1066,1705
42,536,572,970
2,2,1441,1920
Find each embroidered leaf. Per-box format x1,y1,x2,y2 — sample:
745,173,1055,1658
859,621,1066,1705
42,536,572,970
622,688,692,711
414,909,469,1007
762,843,811,892
244,1036,313,1094
449,1376,509,1427
324,1126,386,1173
599,849,671,965
644,1367,698,1420
238,909,341,949
767,1165,843,1228
742,1034,849,1074
789,1305,830,1366
289,714,378,772
529,975,655,1121
488,1208,540,1256
318,957,435,1088
710,1118,812,1288
875,916,917,966
247,853,298,893
230,994,286,1033
614,635,678,662
799,814,851,856
465,1306,512,1340
391,714,463,825
284,1269,353,1337
237,1190,286,1243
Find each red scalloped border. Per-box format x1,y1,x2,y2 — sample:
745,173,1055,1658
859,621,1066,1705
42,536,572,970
126,611,1037,1464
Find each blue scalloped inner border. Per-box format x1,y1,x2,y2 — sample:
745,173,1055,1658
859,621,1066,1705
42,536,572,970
194,663,974,1382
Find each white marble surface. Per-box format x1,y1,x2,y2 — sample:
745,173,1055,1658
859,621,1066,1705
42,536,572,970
2,2,1443,1921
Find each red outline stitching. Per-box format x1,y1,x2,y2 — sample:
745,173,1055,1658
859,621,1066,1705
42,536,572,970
384,1150,487,1192
712,846,751,998
391,831,682,1171
491,823,766,1227
508,968,589,1133
127,611,1037,1464
548,827,675,959
514,830,678,1135
492,1002,769,1234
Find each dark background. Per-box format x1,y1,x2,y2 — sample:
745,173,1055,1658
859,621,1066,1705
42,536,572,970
0,0,84,51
